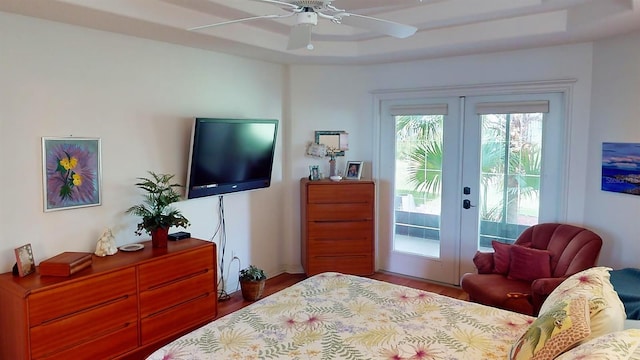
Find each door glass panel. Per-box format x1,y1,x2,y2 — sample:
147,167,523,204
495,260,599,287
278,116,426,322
393,115,444,258
478,113,543,249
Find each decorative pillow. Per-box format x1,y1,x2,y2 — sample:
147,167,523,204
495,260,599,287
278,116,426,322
473,251,494,274
492,240,512,274
507,245,552,282
540,266,626,343
555,329,640,360
509,295,591,360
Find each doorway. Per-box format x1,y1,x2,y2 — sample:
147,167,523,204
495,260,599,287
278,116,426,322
375,89,565,285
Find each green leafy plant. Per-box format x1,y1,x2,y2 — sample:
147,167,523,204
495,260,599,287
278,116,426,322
126,171,190,236
239,265,266,282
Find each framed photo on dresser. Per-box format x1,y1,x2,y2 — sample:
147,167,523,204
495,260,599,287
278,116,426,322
345,161,363,180
14,243,35,277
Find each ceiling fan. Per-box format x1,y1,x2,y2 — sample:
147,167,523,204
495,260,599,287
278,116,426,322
188,0,418,50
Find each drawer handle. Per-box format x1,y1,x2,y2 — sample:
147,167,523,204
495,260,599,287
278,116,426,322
315,255,367,259
39,295,131,326
145,268,210,291
143,292,212,318
313,220,372,224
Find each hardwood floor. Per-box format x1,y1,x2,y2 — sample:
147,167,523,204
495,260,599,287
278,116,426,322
217,271,469,319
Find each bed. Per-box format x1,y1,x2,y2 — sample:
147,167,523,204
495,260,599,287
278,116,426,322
147,269,640,360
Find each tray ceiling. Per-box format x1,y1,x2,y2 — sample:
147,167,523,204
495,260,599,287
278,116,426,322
1,0,639,64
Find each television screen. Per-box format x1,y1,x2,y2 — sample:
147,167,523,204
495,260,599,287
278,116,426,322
186,118,278,199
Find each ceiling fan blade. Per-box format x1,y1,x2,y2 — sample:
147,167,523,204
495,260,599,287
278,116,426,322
248,0,301,11
337,13,417,38
188,13,293,31
287,24,313,50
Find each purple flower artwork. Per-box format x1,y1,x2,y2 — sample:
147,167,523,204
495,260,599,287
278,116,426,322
42,137,101,211
602,142,640,196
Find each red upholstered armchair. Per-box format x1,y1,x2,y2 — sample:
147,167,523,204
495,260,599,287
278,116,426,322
460,223,603,316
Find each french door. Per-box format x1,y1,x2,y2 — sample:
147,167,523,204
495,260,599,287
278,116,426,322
376,91,565,285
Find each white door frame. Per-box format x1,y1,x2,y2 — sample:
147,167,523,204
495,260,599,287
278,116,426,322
372,79,576,284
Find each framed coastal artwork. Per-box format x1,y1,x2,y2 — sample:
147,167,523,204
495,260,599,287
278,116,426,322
601,142,640,196
42,137,102,211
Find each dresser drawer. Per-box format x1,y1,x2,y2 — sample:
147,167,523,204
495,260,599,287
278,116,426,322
29,268,136,326
138,246,214,291
308,203,372,221
307,221,372,255
36,323,138,360
140,270,214,317
307,254,373,276
141,293,216,345
308,184,373,204
30,295,137,359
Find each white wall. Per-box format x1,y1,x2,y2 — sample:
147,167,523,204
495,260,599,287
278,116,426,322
285,43,598,274
585,30,640,268
2,10,639,285
0,13,285,292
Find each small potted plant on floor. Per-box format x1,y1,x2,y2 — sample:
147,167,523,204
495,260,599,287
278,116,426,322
239,265,266,301
126,171,190,248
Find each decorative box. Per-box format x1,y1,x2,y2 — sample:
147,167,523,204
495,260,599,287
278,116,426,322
39,252,93,276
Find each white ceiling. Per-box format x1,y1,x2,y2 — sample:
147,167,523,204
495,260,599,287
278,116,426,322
2,0,640,65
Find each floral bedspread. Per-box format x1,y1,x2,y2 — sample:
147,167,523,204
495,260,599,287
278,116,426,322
146,272,533,360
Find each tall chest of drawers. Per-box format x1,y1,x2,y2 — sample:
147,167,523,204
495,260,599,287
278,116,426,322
0,238,216,360
300,178,375,276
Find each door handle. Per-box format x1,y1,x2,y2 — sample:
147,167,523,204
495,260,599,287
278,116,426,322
463,199,475,209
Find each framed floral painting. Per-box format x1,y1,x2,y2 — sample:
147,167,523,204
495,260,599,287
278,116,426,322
42,137,102,212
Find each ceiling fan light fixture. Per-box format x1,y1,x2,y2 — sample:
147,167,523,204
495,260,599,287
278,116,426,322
296,12,318,25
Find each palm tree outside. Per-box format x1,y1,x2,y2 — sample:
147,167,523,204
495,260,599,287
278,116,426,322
394,112,543,251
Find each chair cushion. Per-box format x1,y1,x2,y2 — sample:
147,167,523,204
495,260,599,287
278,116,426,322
509,296,591,360
540,266,626,344
461,273,534,314
492,240,512,275
507,245,552,282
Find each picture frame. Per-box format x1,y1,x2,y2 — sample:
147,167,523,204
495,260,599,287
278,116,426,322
314,130,349,156
602,142,640,196
309,165,320,181
42,137,102,212
14,244,35,277
345,161,363,180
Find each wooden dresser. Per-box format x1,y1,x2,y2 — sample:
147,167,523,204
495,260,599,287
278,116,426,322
0,238,216,360
300,178,375,276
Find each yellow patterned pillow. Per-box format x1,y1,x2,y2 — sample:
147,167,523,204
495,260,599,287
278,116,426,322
540,266,626,343
555,329,640,360
510,296,591,360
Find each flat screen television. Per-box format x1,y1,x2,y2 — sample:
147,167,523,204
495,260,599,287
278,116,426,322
185,118,278,199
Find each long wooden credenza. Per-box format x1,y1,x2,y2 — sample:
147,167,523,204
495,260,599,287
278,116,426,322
0,238,217,359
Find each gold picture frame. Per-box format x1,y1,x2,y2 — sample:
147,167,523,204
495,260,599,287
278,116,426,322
14,244,35,277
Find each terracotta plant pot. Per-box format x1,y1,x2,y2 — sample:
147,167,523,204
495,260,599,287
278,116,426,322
151,227,169,248
240,279,266,301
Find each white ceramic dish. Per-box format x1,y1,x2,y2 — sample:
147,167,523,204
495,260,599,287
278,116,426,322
329,175,342,181
119,243,144,252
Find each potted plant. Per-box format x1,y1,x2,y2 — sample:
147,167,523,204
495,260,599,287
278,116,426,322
239,265,267,301
126,171,190,248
